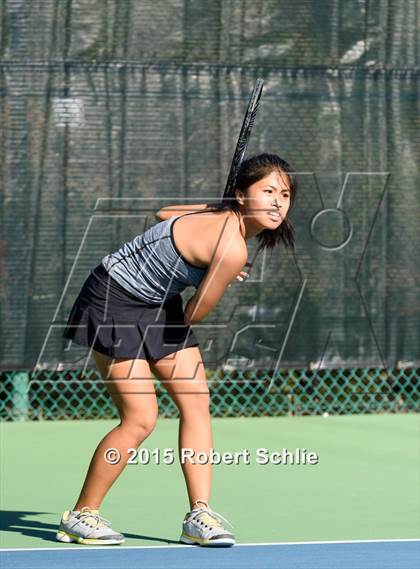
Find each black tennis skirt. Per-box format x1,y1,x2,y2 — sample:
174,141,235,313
63,263,199,360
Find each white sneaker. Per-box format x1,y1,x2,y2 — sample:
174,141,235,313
56,507,125,545
180,505,235,547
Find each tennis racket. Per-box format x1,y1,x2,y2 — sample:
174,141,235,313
222,78,264,200
223,78,264,278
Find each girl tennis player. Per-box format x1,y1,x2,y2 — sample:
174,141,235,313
56,153,297,547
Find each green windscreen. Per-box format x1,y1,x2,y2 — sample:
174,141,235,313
0,1,418,370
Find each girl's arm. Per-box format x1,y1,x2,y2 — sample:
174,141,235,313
184,242,248,325
155,203,210,221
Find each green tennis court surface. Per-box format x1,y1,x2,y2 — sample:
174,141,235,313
1,414,418,550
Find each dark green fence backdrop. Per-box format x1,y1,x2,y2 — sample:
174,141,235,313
0,2,419,398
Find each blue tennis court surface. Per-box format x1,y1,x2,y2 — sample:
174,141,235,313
1,539,419,569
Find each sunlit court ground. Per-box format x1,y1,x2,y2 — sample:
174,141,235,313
1,414,418,568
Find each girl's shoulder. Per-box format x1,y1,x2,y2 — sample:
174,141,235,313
201,209,247,257
184,208,243,240
173,209,246,268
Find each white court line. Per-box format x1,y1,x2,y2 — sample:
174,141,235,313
1,538,419,552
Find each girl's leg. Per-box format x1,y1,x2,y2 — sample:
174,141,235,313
73,349,158,511
149,346,212,511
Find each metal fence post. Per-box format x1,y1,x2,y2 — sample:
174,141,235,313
12,372,29,421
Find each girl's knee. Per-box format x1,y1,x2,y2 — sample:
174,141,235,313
177,392,211,417
120,413,158,441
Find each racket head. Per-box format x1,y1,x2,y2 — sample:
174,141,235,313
222,78,264,200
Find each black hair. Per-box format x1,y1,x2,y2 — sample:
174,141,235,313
203,153,298,254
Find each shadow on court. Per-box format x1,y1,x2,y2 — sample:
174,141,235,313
0,510,179,545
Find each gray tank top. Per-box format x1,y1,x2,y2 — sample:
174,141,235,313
101,214,207,304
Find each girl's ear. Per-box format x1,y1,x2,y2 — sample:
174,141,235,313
235,189,245,206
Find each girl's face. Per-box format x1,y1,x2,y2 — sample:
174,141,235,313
236,170,291,234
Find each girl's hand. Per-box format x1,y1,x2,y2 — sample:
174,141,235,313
228,269,250,287
236,270,250,282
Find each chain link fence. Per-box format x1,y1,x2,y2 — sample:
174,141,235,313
1,1,418,417
1,367,417,421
